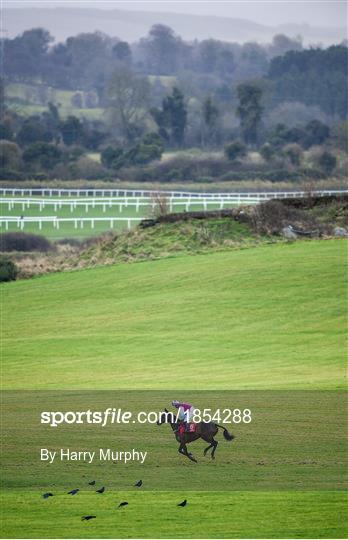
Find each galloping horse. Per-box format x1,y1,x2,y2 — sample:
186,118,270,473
157,408,234,462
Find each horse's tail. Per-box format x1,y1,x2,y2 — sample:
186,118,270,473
216,424,234,441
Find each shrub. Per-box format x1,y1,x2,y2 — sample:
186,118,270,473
259,143,275,162
297,167,325,179
22,142,62,170
71,92,83,108
331,121,348,153
0,232,53,252
101,146,125,170
72,156,108,180
163,168,182,181
318,151,337,175
0,256,18,282
282,143,303,167
251,200,314,235
127,143,162,165
263,169,303,182
0,122,13,140
0,169,24,180
28,172,50,181
142,132,164,150
304,120,330,148
224,141,247,161
0,140,22,170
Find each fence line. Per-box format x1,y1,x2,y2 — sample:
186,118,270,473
0,216,143,231
0,196,261,212
0,187,347,199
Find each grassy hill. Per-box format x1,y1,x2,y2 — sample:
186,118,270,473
1,239,347,538
3,240,346,390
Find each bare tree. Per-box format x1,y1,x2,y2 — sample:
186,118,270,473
106,67,150,144
150,192,169,218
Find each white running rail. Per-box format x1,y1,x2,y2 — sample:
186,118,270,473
0,216,143,230
0,188,347,198
0,196,261,212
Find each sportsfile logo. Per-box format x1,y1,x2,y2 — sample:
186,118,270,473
40,408,168,427
40,408,252,427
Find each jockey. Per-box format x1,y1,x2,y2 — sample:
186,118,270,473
172,400,195,432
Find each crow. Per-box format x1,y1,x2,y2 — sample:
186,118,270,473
134,480,142,487
177,499,187,507
118,501,128,508
96,486,105,494
67,489,79,495
81,515,96,521
42,492,53,499
88,480,96,485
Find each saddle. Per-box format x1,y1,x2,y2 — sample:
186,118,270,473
178,423,196,436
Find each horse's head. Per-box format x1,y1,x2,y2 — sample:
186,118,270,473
157,408,175,425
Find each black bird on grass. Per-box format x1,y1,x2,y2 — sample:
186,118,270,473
42,492,53,499
88,480,95,485
134,480,142,487
177,499,187,507
68,489,79,495
118,501,128,508
96,486,105,493
81,515,96,521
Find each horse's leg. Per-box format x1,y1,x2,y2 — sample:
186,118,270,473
178,441,195,461
211,438,218,459
200,434,213,456
203,443,213,456
182,443,197,463
178,442,185,455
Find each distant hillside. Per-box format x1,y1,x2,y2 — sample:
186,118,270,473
3,6,346,45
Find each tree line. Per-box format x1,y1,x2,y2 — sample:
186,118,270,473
2,25,347,119
0,25,347,181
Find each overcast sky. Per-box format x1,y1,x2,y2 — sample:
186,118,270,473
4,0,347,28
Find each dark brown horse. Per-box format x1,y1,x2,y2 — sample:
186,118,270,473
157,408,234,463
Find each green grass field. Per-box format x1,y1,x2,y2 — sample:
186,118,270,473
3,240,346,389
1,491,346,539
6,83,104,120
1,240,347,538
